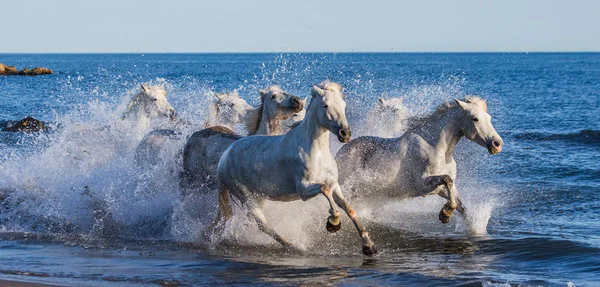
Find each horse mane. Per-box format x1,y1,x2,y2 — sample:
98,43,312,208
245,85,283,135
312,80,343,98
405,96,488,131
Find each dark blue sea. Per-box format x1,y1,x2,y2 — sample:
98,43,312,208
0,53,598,286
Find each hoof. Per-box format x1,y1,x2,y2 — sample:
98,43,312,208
439,209,452,224
326,216,341,233
362,245,377,256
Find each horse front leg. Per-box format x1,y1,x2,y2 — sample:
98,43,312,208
331,184,377,256
296,182,341,233
321,185,342,233
418,175,458,224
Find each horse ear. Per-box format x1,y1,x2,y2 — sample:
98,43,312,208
215,93,226,101
141,84,149,93
454,98,468,110
302,96,308,105
258,89,267,97
312,85,325,97
378,97,386,104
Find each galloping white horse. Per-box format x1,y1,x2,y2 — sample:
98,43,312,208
118,84,177,142
336,96,504,224
180,86,304,190
134,90,252,168
122,84,176,124
364,95,411,138
204,90,253,129
215,81,377,255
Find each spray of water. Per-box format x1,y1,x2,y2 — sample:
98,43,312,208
0,63,503,254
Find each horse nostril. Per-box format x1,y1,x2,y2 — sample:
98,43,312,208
492,140,501,148
339,129,347,137
292,97,302,106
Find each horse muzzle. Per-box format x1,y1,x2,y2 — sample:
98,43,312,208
290,96,304,112
487,138,503,154
168,111,178,121
337,128,351,143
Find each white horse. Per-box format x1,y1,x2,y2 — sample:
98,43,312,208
364,95,411,138
116,84,177,142
180,85,304,190
122,84,176,124
134,90,252,168
204,90,253,129
335,96,504,224
215,81,377,256
281,97,308,132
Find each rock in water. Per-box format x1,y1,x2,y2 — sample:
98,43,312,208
0,63,52,76
31,67,53,75
3,116,46,132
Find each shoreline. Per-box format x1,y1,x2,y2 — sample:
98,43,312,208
0,278,69,287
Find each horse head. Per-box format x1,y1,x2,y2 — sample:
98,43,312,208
454,97,504,154
258,85,304,120
212,90,253,127
311,81,351,143
125,84,176,121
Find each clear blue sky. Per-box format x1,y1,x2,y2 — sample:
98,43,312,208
1,0,599,53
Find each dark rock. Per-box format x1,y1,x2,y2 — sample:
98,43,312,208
0,63,52,76
19,68,31,75
31,67,52,75
3,116,46,132
5,65,18,74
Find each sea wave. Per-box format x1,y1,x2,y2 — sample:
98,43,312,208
513,129,600,146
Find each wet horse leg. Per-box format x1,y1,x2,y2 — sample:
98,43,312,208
418,175,458,223
246,196,295,248
296,182,341,233
331,184,377,256
321,185,342,233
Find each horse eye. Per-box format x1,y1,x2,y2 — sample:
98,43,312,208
152,98,158,101
323,105,328,108
271,94,277,99
230,103,235,107
473,118,479,122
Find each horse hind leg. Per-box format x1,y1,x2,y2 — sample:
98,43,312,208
246,197,295,249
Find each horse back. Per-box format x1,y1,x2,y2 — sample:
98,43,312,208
181,126,242,190
336,136,402,192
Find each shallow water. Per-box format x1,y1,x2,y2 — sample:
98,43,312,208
0,53,599,286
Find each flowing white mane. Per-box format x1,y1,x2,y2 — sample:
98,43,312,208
405,96,488,131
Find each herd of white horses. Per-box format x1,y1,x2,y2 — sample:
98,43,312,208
125,81,504,256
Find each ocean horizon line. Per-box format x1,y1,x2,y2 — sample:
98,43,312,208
1,51,599,55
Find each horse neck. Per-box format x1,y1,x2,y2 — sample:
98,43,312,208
292,102,330,149
412,108,463,160
255,110,282,135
